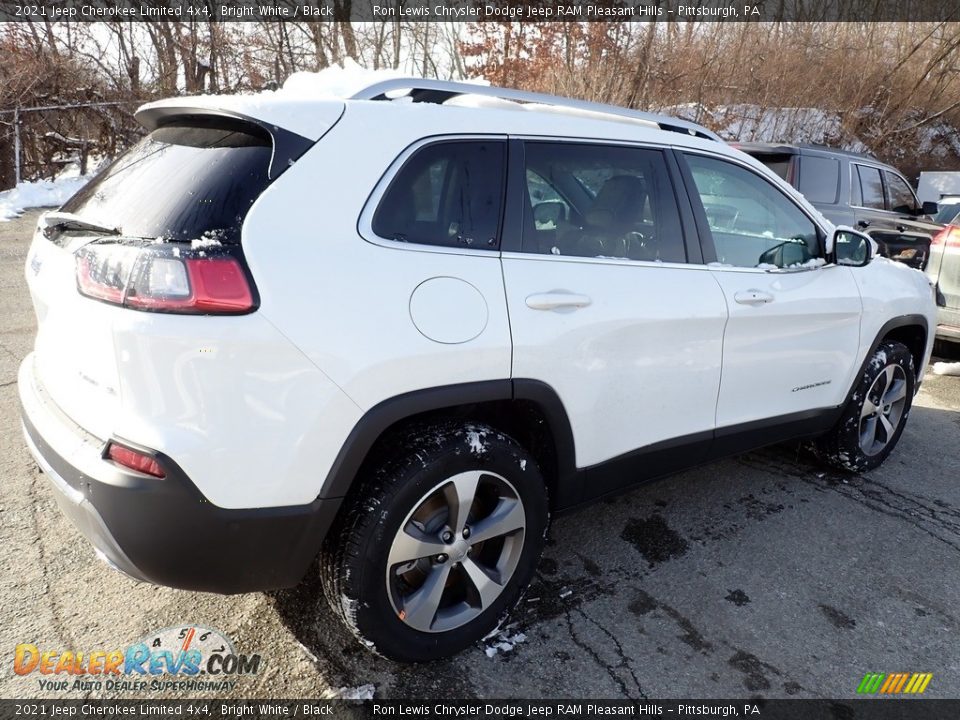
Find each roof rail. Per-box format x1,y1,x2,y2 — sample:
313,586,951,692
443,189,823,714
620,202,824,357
351,78,721,142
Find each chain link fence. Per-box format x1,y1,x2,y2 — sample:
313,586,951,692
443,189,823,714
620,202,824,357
0,100,145,190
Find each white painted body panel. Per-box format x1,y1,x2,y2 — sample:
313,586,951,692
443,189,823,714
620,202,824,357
849,257,937,375
502,255,727,467
709,265,863,428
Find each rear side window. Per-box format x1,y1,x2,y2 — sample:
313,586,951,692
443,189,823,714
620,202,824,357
885,172,918,213
520,142,685,263
798,156,840,204
373,141,505,250
750,153,794,183
62,121,274,244
856,165,885,209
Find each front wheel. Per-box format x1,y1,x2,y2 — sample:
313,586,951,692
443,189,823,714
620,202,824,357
320,422,549,661
815,341,916,472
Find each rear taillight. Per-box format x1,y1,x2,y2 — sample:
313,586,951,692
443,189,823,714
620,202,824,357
106,442,165,478
932,225,960,248
76,241,255,314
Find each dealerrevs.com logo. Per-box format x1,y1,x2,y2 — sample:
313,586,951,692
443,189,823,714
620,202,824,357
14,625,262,693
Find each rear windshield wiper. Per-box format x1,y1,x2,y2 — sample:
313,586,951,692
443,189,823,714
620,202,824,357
41,211,121,239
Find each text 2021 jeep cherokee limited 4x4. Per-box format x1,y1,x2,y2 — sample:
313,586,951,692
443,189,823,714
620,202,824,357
19,79,936,661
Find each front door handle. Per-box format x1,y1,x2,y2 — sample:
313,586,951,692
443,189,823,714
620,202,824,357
734,289,774,306
525,292,592,311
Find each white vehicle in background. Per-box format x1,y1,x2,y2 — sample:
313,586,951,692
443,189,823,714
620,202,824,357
928,196,960,345
20,79,936,661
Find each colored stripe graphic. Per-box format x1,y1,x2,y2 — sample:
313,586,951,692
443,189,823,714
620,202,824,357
857,673,932,694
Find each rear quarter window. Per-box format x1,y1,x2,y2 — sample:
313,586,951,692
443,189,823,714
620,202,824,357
798,156,840,204
749,153,794,183
372,140,506,250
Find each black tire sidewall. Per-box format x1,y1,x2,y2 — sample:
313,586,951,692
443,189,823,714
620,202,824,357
828,342,916,472
349,427,548,662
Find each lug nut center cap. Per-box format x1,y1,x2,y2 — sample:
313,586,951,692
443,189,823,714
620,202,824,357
449,539,470,563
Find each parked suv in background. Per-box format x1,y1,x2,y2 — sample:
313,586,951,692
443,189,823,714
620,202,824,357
738,143,940,270
20,80,936,661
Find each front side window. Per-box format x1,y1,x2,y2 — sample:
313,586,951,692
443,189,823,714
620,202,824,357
885,172,918,214
683,153,821,269
520,142,685,263
856,165,885,209
373,141,505,250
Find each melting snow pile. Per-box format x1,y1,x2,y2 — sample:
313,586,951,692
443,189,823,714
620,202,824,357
0,171,90,222
932,361,960,377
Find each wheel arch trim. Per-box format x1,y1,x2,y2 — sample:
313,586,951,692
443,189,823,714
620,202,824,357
319,379,578,506
850,314,929,399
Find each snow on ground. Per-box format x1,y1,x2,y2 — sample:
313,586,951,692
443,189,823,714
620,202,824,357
932,361,960,377
334,684,375,700
0,160,97,222
483,628,528,658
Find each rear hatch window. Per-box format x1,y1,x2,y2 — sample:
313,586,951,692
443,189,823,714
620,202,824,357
60,120,274,245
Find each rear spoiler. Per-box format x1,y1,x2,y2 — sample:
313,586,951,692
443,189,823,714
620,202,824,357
134,105,314,180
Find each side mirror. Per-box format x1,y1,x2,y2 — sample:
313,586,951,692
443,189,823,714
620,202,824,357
833,226,875,267
921,200,939,216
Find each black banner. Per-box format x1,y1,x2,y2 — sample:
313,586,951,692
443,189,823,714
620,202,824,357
1,700,960,720
0,0,957,22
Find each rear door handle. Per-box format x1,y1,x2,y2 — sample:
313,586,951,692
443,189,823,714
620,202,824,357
525,292,592,311
734,289,774,306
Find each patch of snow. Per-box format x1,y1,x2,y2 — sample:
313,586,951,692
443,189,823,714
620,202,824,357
550,246,561,255
559,588,573,599
756,263,779,270
296,642,318,664
191,229,227,248
466,429,487,455
336,684,375,701
932,361,960,376
280,59,406,99
483,630,527,658
787,258,827,269
0,175,89,222
520,459,527,471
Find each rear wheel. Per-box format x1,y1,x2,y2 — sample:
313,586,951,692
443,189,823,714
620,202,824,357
320,421,548,661
815,341,915,472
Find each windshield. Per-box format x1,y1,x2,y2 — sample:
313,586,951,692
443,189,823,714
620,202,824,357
61,120,274,244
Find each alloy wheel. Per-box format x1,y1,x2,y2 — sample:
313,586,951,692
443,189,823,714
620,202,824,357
859,364,908,456
386,470,526,633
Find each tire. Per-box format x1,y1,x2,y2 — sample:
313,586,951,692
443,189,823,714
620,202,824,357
319,420,549,662
815,341,916,472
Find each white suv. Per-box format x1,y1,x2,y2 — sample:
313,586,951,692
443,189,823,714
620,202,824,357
20,79,936,661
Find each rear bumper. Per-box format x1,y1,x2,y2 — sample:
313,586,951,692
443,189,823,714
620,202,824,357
18,353,341,594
